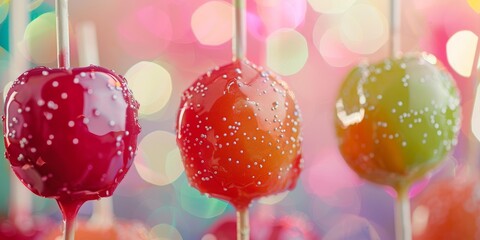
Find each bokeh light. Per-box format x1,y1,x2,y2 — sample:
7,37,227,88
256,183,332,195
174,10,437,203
471,84,480,141
303,149,362,208
266,29,308,75
150,224,183,240
323,215,381,240
339,3,388,54
412,175,480,239
124,61,173,116
23,11,57,65
0,0,476,239
134,131,184,186
0,1,8,24
256,0,307,32
312,15,359,67
317,27,355,67
308,0,357,14
146,205,180,229
258,191,289,205
412,205,429,236
446,30,478,78
191,1,232,46
30,0,44,10
467,0,480,13
117,4,172,59
178,178,228,219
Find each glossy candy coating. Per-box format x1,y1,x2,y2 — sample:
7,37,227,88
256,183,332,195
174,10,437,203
413,175,480,240
3,66,140,202
335,53,461,188
176,60,302,209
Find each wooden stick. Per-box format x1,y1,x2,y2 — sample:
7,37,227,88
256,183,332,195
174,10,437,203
55,0,70,68
233,0,246,60
394,186,412,240
236,208,249,240
390,0,401,57
233,1,249,235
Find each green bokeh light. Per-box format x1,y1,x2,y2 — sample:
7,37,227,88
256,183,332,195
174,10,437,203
267,29,309,76
0,1,54,51
175,175,228,219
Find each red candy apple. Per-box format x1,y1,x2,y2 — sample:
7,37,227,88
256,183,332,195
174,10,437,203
413,173,480,240
3,65,140,202
176,60,303,210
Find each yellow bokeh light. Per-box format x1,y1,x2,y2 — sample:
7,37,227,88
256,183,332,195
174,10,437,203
191,1,233,46
134,131,184,186
23,12,57,65
0,0,8,24
312,15,360,67
258,191,289,205
266,29,308,76
308,0,356,14
149,224,183,240
316,26,358,67
446,30,478,78
125,61,172,116
468,0,480,13
30,0,43,10
339,3,387,54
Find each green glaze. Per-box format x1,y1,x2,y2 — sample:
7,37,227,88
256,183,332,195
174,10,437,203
335,53,461,189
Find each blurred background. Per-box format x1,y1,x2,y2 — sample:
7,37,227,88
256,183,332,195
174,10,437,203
1,0,480,239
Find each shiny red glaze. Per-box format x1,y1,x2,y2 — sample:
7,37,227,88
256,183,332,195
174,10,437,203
3,66,140,202
413,174,480,240
176,60,303,209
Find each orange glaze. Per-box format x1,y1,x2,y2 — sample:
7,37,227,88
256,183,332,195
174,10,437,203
176,60,303,209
